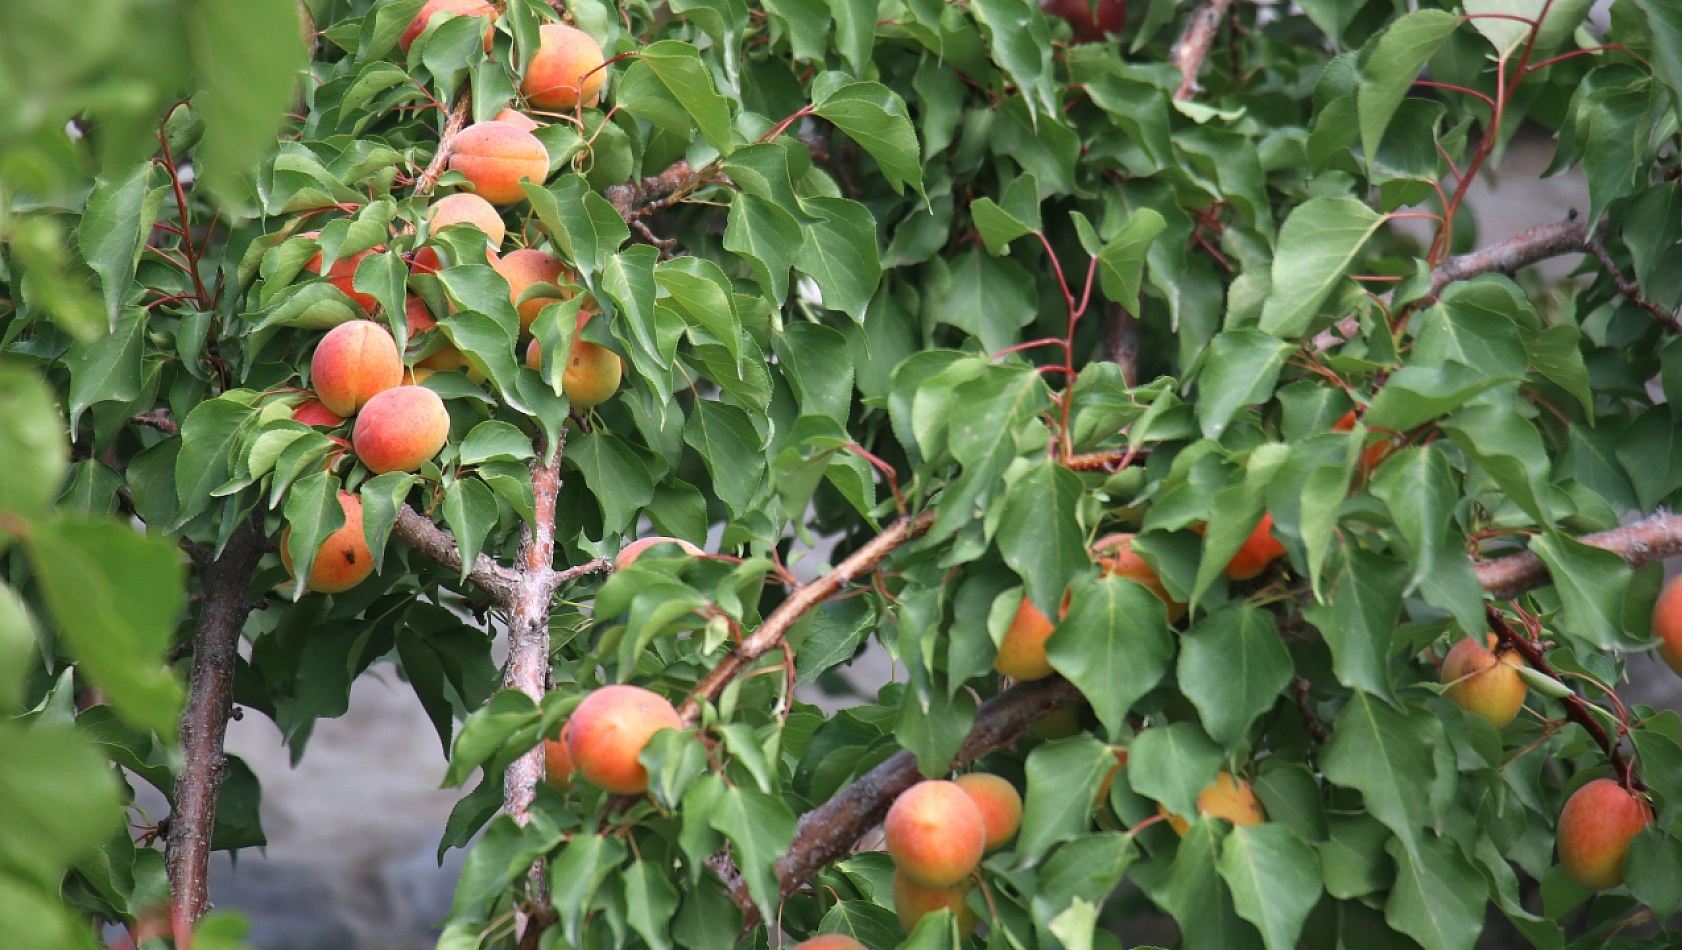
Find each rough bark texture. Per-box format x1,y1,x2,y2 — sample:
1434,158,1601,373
503,446,564,823
1475,511,1682,600
1104,302,1140,387
604,160,698,218
166,520,266,940
414,93,473,199
392,506,520,604
676,509,937,727
1170,0,1235,101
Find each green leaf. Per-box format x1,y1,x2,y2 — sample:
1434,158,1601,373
640,41,735,154
624,859,682,950
1320,693,1434,859
1014,736,1117,865
1258,198,1386,338
1523,325,1594,417
895,679,976,778
1196,329,1295,439
1030,834,1135,944
1635,0,1682,109
25,519,185,736
925,250,1037,353
657,257,742,365
1383,833,1486,950
1178,605,1292,749
1363,362,1512,434
551,834,628,946
819,900,903,950
998,460,1088,619
815,83,924,195
1155,820,1263,950
1616,406,1682,510
1095,209,1167,307
64,307,146,433
571,431,656,536
1128,722,1224,820
528,175,630,279
1625,826,1682,919
1046,575,1174,741
1217,824,1323,950
79,162,154,328
0,724,124,888
684,401,765,517
1530,531,1637,649
442,478,498,581
970,0,1058,120
1320,812,1394,899
1302,546,1406,702
444,689,540,787
0,365,69,534
188,0,307,201
1356,11,1461,163
282,472,344,602
795,196,882,323
971,198,1034,255
709,786,796,921
724,193,801,304
1369,447,1461,598
459,421,535,466
358,472,417,574
1439,405,1554,526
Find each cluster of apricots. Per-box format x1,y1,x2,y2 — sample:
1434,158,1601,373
994,523,1284,681
883,775,1021,935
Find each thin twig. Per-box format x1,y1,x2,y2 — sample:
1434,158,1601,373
1585,234,1682,332
414,92,474,199
1170,0,1236,101
131,409,179,436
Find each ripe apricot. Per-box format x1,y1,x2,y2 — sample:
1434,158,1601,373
564,684,682,794
1332,410,1394,471
522,23,606,110
280,491,373,594
615,536,704,569
1557,778,1652,889
496,247,572,333
1650,574,1682,676
311,320,403,416
1159,771,1266,835
303,237,382,314
791,937,867,950
291,398,344,428
1092,533,1187,623
892,870,978,936
352,385,451,474
1440,635,1527,729
994,595,1056,681
954,773,1022,850
543,735,574,792
1224,514,1287,580
884,780,987,887
400,0,496,53
428,192,506,247
448,122,551,206
493,108,541,132
564,338,622,409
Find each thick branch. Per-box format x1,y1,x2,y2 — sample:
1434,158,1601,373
1487,608,1644,791
605,160,698,219
1170,0,1235,101
414,92,474,199
676,509,937,728
392,506,520,603
1311,215,1601,352
504,442,566,824
166,520,266,940
1475,511,1682,600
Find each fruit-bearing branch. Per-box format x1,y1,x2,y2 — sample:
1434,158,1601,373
1170,0,1236,101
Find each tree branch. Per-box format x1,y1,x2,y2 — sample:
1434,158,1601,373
1474,510,1682,600
1584,233,1682,332
676,509,937,728
605,160,699,220
1487,607,1644,791
1170,0,1235,101
392,506,521,604
131,409,179,436
166,519,266,941
1103,302,1140,387
1311,214,1602,352
415,92,474,199
504,437,566,824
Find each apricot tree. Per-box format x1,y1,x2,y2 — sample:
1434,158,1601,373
5,0,1682,949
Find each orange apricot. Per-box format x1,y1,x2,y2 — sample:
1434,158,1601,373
563,338,622,409
351,385,451,474
279,491,373,594
1441,635,1528,729
428,192,507,247
522,23,606,110
311,320,403,416
615,536,704,569
493,108,541,132
400,0,496,54
564,684,682,794
994,595,1056,681
1557,778,1652,889
791,937,867,950
303,238,382,315
884,780,987,887
1158,771,1266,835
1224,513,1287,581
496,247,572,333
1650,574,1682,676
892,870,978,936
1092,532,1187,623
448,122,551,206
291,398,344,428
954,773,1022,850
543,735,574,792
1332,410,1394,470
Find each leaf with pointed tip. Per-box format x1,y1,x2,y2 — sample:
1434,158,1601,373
1320,693,1434,859
1259,198,1386,338
1178,605,1292,749
709,786,796,922
1217,824,1323,950
1046,575,1174,741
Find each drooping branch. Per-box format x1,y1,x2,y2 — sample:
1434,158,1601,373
167,519,266,942
1170,0,1236,101
392,506,521,604
1311,214,1602,352
1474,510,1682,600
676,509,937,728
1487,607,1644,791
